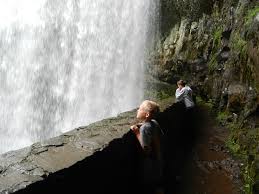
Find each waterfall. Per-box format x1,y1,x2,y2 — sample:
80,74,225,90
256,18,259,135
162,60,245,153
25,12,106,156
0,0,159,154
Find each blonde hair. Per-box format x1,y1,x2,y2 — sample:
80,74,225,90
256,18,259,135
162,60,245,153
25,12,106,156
142,100,160,116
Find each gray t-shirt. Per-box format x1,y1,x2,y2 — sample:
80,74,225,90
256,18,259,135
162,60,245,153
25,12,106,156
139,120,163,184
139,120,161,154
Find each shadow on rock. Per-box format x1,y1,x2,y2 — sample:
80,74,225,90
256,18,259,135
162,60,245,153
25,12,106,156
16,103,203,194
156,102,203,194
16,131,142,194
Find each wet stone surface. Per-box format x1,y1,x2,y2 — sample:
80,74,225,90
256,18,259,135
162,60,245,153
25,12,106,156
176,107,243,194
0,108,139,194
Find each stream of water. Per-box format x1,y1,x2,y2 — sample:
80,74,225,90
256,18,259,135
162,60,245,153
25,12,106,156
0,0,159,154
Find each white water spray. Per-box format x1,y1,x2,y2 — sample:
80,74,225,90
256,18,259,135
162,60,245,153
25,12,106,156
0,0,159,154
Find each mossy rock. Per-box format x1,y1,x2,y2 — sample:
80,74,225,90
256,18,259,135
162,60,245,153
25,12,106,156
245,6,259,26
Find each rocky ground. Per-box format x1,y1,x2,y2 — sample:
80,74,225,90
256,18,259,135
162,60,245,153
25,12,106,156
175,106,243,194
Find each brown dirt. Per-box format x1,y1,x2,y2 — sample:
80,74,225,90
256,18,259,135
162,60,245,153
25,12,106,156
176,107,243,194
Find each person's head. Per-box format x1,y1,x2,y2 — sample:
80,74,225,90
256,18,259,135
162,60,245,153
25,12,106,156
137,100,160,121
177,79,186,89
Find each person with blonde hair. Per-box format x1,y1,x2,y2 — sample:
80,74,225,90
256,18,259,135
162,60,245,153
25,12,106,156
131,100,164,194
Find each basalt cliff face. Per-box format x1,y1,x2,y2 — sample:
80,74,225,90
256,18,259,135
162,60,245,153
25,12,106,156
151,0,259,193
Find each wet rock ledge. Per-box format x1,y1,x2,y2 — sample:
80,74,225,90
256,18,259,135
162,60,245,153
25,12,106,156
0,108,139,194
0,98,173,194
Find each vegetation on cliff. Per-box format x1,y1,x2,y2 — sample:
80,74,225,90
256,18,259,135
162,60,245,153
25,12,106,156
151,0,259,193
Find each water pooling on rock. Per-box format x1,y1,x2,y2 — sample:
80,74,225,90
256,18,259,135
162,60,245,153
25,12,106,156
0,0,159,154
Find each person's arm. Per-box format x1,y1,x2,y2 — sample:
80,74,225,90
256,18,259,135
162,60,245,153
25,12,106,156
131,123,152,155
139,125,152,155
189,88,193,97
130,124,141,144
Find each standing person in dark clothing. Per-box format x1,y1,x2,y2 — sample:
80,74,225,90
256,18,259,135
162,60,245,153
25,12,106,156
130,100,164,194
175,79,196,135
175,79,196,131
175,79,197,154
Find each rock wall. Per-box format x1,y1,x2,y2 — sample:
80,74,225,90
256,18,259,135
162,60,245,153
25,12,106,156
151,0,259,193
1,98,192,194
0,110,138,194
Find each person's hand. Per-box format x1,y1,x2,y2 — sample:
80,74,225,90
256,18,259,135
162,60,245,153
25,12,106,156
130,123,142,134
130,125,139,133
130,123,142,145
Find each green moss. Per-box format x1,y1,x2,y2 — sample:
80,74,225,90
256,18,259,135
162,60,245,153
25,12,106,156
144,74,176,100
207,27,224,73
216,111,231,123
211,3,221,18
159,91,172,99
186,48,198,60
243,159,256,194
226,136,241,154
208,55,218,73
189,37,257,192
231,33,247,52
198,94,258,193
196,96,214,109
144,81,176,101
231,33,248,74
226,126,259,193
245,6,259,26
195,96,203,104
231,32,254,84
242,62,254,85
213,27,223,49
